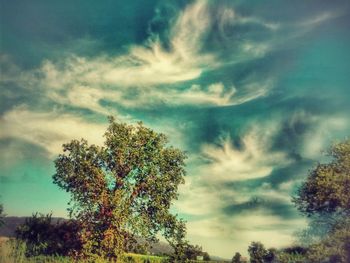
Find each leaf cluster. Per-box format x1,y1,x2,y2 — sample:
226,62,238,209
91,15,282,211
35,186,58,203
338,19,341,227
293,139,350,216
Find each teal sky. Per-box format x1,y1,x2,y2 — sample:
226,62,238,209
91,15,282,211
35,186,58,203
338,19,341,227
1,0,350,258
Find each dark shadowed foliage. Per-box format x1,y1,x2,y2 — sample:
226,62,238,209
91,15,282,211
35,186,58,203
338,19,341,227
15,213,81,257
231,252,241,263
0,203,4,227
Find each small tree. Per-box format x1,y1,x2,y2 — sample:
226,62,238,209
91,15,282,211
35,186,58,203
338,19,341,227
183,244,203,260
0,203,4,227
53,117,187,260
232,252,242,263
248,242,267,263
203,251,211,261
263,248,277,263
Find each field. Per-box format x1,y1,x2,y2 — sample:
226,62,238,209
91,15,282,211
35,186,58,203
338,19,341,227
0,239,226,263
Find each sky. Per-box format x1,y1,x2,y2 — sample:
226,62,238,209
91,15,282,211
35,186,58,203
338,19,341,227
1,0,350,258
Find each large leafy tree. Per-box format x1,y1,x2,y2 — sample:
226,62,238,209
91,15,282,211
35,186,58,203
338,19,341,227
293,139,350,216
53,117,187,260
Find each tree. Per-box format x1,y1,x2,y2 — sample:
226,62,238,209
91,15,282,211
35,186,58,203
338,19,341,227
248,242,267,263
53,117,187,260
232,252,242,263
263,248,277,263
15,213,82,257
183,244,203,260
293,139,350,216
293,139,350,262
0,203,4,227
203,251,211,261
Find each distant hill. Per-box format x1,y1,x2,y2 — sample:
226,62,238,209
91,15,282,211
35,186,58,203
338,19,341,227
210,255,230,262
0,216,66,237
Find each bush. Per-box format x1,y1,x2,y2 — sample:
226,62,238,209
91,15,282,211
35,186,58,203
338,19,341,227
276,251,306,263
15,213,81,257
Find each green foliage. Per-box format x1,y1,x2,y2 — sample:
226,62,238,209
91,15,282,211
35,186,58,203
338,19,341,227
15,213,81,257
202,251,211,261
247,243,280,263
123,253,168,263
0,240,169,263
276,251,305,263
292,139,350,262
0,203,4,227
263,248,276,263
248,242,267,263
232,252,241,263
53,118,187,260
184,244,203,260
293,139,350,216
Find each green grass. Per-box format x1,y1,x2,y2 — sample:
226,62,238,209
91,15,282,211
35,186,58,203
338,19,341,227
0,239,72,263
0,239,171,263
0,239,227,263
123,253,168,262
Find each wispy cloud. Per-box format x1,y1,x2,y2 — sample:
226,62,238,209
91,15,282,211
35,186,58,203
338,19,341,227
200,125,289,182
0,106,107,156
0,0,282,117
175,124,286,216
173,119,314,256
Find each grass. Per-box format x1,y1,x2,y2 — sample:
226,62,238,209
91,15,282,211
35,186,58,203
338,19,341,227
123,253,168,263
0,239,170,263
0,239,72,263
0,239,228,263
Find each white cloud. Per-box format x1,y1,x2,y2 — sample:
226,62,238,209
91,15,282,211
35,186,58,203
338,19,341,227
0,106,107,156
174,121,292,219
33,1,216,90
172,121,306,257
287,111,349,159
298,11,344,29
302,116,348,158
200,126,289,182
0,0,278,116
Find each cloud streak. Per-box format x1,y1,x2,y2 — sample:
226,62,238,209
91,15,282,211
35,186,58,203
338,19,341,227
0,107,107,156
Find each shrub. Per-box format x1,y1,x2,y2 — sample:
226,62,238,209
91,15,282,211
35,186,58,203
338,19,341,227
15,213,81,257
